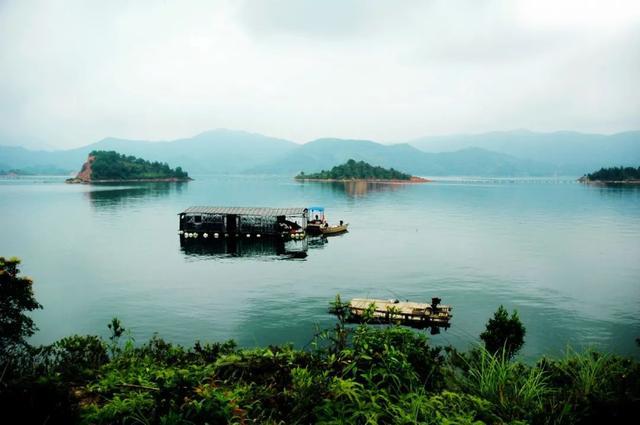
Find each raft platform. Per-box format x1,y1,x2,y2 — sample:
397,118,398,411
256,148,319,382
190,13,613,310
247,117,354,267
178,206,308,240
344,297,452,329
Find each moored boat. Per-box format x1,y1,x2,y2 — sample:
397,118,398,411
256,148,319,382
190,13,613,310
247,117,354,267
340,297,452,328
320,222,349,235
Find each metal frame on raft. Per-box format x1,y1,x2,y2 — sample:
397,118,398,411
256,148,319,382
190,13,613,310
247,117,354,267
178,206,308,240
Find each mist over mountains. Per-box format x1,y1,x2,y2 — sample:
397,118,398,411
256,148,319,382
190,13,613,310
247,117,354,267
411,130,640,175
1,129,638,177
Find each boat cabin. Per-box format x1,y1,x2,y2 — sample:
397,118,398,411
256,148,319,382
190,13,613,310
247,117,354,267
308,206,325,223
179,206,308,237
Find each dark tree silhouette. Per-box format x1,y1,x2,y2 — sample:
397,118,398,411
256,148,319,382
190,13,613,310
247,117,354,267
0,257,42,357
586,166,640,182
480,305,526,358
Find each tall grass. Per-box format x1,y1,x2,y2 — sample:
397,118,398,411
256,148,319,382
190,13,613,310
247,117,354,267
558,347,620,398
464,345,549,419
539,347,639,423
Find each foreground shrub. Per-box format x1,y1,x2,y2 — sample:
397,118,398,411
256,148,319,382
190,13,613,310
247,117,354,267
480,305,526,358
0,256,42,358
461,346,549,421
2,262,639,424
538,348,640,423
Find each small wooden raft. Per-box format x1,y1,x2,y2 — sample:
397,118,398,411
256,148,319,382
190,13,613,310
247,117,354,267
347,297,452,328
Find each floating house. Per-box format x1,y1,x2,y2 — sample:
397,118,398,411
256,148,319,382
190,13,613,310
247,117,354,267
179,206,308,238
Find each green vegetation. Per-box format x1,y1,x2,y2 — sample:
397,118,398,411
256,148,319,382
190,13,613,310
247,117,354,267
296,158,413,181
2,260,639,424
585,166,640,182
480,305,526,358
0,257,42,358
89,150,190,180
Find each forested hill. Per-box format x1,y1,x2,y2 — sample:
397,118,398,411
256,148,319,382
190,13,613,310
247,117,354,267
67,150,191,182
581,166,640,182
296,159,420,181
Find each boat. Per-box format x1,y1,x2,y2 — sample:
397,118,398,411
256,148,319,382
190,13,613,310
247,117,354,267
306,206,326,234
342,297,452,328
320,222,349,235
305,206,349,235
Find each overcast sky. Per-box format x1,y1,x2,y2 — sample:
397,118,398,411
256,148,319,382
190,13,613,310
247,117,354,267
1,0,639,149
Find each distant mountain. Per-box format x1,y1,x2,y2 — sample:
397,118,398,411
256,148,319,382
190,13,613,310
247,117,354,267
410,130,640,174
0,145,84,174
250,138,556,176
0,129,298,174
3,128,637,177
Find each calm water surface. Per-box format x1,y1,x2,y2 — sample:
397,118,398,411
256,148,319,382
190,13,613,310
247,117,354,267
1,175,639,360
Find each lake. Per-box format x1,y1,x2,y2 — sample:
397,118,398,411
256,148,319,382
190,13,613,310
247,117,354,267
1,175,639,360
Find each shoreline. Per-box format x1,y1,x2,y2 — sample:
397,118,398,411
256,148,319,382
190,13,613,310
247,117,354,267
65,177,193,184
295,176,430,184
578,178,640,185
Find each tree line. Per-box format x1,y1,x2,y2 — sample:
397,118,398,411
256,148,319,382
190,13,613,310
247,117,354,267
586,166,640,182
89,150,189,180
297,158,413,180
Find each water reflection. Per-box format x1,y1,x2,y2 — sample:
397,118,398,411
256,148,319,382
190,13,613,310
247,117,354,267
592,184,640,198
308,235,329,249
180,236,310,259
335,181,406,197
85,182,186,209
298,180,408,197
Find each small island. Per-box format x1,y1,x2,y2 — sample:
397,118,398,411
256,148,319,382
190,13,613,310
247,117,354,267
66,150,192,184
578,166,640,185
295,159,429,183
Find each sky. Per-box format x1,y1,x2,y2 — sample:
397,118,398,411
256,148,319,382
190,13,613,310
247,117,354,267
0,0,639,149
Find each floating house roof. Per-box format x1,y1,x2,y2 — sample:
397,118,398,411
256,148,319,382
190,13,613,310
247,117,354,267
181,206,307,217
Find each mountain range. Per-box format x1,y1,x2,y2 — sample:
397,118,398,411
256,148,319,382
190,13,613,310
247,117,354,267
411,130,640,175
1,129,638,177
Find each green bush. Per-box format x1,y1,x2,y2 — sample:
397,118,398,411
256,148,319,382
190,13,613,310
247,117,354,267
480,305,526,358
538,349,640,423
0,256,42,358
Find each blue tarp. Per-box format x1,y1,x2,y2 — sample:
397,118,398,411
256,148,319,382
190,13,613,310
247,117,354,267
308,206,324,211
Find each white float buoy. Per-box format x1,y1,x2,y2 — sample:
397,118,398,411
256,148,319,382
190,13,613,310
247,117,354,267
214,233,219,238
246,233,251,238
203,233,208,238
256,234,261,238
178,230,183,235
